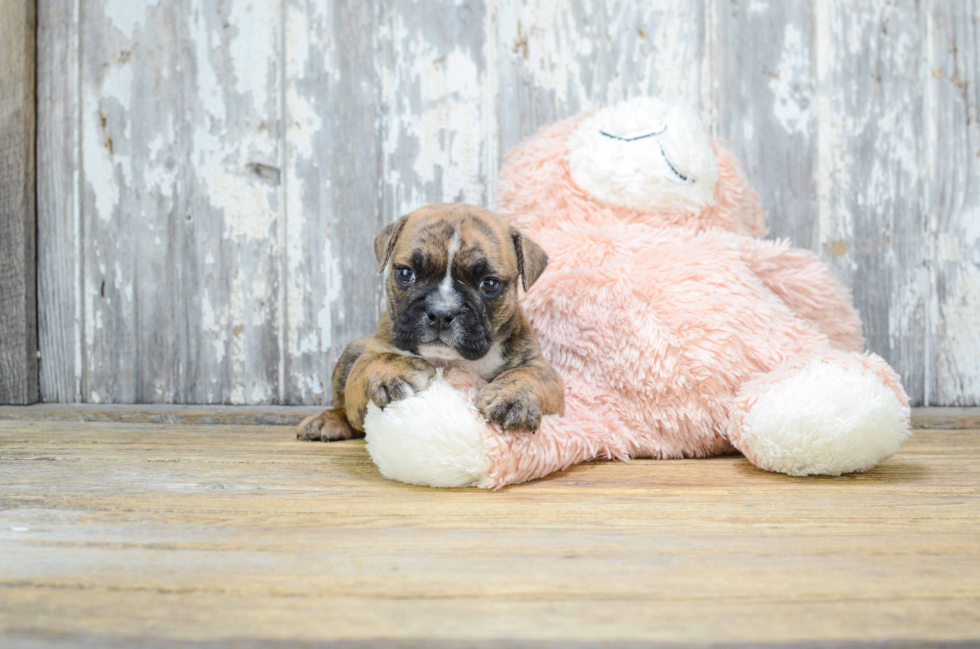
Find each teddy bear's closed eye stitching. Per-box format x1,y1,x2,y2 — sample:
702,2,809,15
599,126,694,185
598,126,666,142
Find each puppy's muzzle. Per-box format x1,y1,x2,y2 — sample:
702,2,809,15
424,303,458,332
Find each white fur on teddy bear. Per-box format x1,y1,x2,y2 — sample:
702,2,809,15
364,370,490,488
736,357,911,477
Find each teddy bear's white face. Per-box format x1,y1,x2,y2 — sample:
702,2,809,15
566,97,719,214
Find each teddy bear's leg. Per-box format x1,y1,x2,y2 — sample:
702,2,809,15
727,349,912,476
745,241,865,351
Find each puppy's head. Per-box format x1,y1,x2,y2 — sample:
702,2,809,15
374,203,548,362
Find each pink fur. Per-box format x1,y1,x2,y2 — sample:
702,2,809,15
727,350,911,470
429,111,909,488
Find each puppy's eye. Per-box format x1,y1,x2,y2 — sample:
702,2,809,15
480,277,502,295
394,266,415,284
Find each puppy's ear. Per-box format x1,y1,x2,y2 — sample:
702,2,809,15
374,215,409,273
511,227,548,291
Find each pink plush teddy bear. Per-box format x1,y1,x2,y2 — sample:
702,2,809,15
363,97,912,489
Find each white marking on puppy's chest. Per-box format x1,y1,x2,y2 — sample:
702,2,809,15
439,229,462,298
417,342,506,381
418,343,465,362
463,343,507,381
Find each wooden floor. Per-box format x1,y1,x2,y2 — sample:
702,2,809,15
1,418,979,648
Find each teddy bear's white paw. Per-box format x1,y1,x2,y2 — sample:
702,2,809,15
364,370,491,488
735,356,911,476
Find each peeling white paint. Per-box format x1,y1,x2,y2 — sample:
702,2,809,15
497,1,583,107
191,133,278,244
105,0,158,39
285,87,321,160
227,0,278,101
769,24,812,137
229,385,246,405
250,383,272,403
814,1,853,253
380,5,496,217
201,295,227,364
938,266,980,399
82,89,120,223
935,206,980,403
143,132,177,199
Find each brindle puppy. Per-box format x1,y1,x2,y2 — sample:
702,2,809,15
298,203,565,441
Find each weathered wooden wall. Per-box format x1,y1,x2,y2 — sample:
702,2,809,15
36,0,980,406
0,0,38,404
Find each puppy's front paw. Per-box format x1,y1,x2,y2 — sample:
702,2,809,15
477,383,542,432
297,408,361,441
368,358,435,409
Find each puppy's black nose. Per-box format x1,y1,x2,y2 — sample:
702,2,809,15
425,304,458,329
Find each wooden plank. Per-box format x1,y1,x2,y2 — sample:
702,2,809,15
73,0,283,404
715,0,817,247
177,0,283,405
281,0,385,405
0,403,320,426
4,639,978,649
36,0,81,403
926,1,980,406
1,404,976,430
495,0,710,168
0,0,38,405
813,1,928,404
912,407,980,430
0,421,978,645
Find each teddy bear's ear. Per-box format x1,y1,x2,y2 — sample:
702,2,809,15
511,227,548,291
374,215,410,273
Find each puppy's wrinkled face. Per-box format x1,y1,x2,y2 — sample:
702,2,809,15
374,204,547,362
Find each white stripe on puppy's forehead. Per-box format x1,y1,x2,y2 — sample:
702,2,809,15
439,228,462,297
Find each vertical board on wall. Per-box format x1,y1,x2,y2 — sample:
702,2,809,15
927,1,980,406
283,0,385,404
812,0,929,404
178,0,284,405
37,0,80,404
0,0,38,404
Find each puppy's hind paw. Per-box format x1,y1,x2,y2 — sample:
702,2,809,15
297,408,362,442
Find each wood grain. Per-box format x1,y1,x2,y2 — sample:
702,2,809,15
1,404,977,430
0,403,321,426
926,1,980,406
36,0,81,404
0,0,38,405
0,421,978,645
35,0,980,406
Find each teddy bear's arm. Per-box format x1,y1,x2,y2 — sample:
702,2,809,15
745,239,865,351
